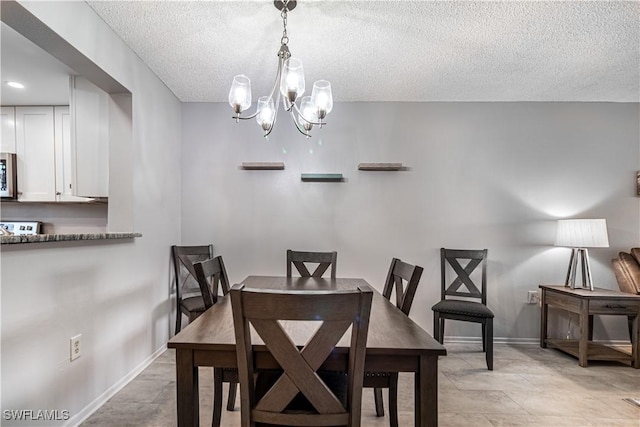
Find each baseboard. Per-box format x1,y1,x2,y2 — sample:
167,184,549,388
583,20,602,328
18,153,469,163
443,336,632,346
443,336,539,345
65,344,168,427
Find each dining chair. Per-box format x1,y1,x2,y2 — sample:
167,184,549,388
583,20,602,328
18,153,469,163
365,257,423,427
432,248,494,370
193,256,238,427
286,249,337,278
171,244,213,335
230,283,373,427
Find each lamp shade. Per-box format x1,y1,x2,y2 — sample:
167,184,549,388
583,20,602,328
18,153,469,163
554,219,609,248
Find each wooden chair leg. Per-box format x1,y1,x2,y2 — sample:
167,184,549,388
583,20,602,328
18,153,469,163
226,381,237,411
389,374,399,427
482,323,486,352
212,368,223,427
433,312,444,344
373,387,384,417
485,319,493,371
175,312,181,335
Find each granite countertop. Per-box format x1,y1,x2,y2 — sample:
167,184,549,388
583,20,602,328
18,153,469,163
0,232,142,245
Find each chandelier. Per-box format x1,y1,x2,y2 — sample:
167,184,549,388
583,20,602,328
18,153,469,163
228,0,333,138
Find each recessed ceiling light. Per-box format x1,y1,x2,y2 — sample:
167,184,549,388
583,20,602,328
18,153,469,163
6,81,25,89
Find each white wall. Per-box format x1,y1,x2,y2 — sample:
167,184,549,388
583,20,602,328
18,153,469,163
1,2,181,425
182,101,639,341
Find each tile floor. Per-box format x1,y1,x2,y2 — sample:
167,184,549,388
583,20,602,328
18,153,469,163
81,343,640,426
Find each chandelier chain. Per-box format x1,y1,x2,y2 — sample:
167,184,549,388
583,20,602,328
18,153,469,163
280,1,289,46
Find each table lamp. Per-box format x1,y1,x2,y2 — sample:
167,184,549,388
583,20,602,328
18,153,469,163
554,219,609,291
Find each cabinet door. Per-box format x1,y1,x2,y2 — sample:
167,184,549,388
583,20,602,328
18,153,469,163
70,76,109,197
54,106,92,202
15,106,56,201
1,107,16,153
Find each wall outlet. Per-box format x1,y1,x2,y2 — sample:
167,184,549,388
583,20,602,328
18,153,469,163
527,290,540,304
70,334,81,361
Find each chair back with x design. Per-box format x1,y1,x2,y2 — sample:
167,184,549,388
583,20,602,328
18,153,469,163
381,258,424,315
193,255,231,310
441,248,488,304
286,249,338,278
230,284,372,427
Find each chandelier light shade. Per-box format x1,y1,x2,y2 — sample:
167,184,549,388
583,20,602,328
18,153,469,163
554,218,610,291
298,96,317,132
256,96,275,132
311,80,333,124
228,75,251,118
281,57,305,104
228,0,332,138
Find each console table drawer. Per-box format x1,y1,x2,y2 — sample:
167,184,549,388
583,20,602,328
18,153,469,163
545,291,581,312
589,300,640,315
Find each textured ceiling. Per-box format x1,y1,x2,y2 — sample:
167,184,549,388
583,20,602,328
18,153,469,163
87,0,639,103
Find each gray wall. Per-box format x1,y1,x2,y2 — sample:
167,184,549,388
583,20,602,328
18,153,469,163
182,101,639,341
1,2,182,425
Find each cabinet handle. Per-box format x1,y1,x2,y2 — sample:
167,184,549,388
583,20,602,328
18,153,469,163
56,192,61,196
605,305,627,309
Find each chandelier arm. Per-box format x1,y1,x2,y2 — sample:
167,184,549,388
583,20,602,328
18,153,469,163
291,103,325,126
288,108,311,137
231,58,283,122
266,55,285,102
232,55,285,122
283,98,295,112
232,112,259,120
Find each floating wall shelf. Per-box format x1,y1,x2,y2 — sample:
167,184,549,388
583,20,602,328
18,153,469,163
241,162,285,170
358,163,404,171
301,173,344,182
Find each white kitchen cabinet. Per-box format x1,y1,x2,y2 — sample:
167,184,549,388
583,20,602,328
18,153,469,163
15,106,56,201
70,76,109,198
14,106,94,202
1,106,17,153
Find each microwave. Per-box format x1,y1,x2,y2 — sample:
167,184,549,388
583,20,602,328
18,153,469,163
0,153,17,199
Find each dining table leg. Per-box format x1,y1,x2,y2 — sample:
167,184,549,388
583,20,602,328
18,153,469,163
175,349,199,427
415,354,438,427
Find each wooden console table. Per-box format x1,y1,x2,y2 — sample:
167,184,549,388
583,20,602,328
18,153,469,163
539,285,640,368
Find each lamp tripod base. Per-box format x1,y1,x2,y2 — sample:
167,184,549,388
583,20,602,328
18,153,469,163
564,248,594,291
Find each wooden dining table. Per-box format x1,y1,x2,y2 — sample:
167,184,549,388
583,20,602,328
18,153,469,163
168,275,447,427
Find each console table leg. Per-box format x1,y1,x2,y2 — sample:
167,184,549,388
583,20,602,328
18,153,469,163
632,314,640,369
540,288,548,348
578,301,589,367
